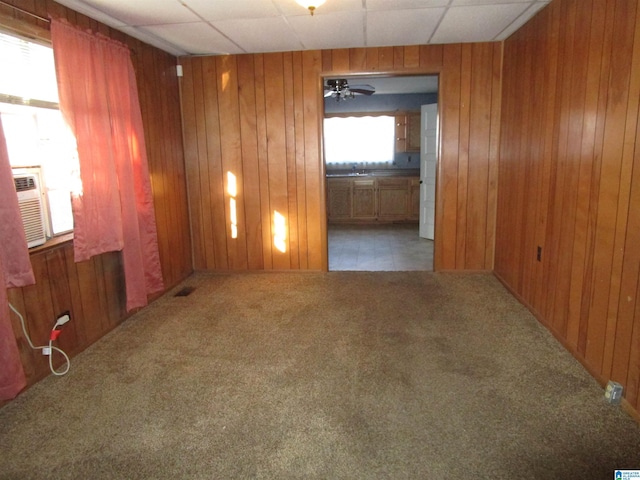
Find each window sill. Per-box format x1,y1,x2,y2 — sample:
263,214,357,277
28,233,74,255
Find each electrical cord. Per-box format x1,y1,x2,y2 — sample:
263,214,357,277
8,302,70,376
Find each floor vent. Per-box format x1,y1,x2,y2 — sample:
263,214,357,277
174,287,195,297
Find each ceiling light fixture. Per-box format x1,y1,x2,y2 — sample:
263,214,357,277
296,0,326,16
324,79,376,102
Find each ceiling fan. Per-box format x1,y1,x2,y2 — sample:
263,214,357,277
324,79,375,101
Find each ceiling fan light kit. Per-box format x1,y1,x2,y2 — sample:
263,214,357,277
296,0,326,16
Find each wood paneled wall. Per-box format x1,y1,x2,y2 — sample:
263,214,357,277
181,52,325,271
495,0,640,414
1,0,192,391
180,43,502,271
8,247,125,384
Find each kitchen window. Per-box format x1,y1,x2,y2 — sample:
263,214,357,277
323,115,395,165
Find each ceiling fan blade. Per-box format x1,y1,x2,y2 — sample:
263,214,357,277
350,87,375,96
324,90,334,97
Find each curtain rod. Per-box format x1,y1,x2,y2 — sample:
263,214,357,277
0,1,50,23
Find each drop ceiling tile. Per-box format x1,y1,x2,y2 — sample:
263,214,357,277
287,11,365,50
118,26,187,55
451,0,532,4
273,0,363,16
52,0,127,27
143,23,245,55
367,0,449,10
77,0,199,26
367,8,445,47
184,0,280,21
496,1,550,40
214,17,303,53
431,3,529,44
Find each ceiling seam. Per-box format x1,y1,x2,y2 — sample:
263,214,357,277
493,1,541,42
278,13,307,50
428,0,454,44
178,0,247,54
269,0,306,50
129,25,188,56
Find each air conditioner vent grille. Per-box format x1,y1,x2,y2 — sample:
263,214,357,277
19,198,45,244
14,176,36,192
12,171,47,248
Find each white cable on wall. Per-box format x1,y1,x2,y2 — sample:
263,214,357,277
8,302,70,376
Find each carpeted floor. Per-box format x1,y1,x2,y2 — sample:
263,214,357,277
0,272,639,479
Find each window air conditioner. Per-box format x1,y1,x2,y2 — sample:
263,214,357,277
13,172,47,248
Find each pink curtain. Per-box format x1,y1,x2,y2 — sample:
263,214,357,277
0,116,34,400
50,19,164,311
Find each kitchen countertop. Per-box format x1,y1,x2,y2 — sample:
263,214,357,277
326,168,420,178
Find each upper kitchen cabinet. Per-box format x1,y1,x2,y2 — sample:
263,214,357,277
395,113,421,153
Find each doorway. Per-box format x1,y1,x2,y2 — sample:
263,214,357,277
324,74,439,272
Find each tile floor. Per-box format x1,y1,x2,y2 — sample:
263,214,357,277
328,224,434,271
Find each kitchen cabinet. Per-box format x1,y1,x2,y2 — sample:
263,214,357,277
352,178,376,220
395,113,421,153
410,178,420,220
327,179,351,220
327,176,418,223
406,113,421,152
377,178,408,221
395,116,407,153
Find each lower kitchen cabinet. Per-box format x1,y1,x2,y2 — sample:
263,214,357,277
327,179,351,220
410,178,420,220
352,179,377,220
377,178,409,221
327,176,418,223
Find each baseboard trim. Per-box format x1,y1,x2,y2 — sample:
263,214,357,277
492,271,640,423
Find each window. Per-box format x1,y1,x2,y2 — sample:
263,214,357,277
0,31,78,236
323,115,395,164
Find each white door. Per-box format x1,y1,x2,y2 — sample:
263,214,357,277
420,103,438,240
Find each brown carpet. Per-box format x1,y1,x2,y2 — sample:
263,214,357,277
0,272,639,479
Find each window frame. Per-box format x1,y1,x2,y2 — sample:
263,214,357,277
323,113,396,166
0,29,76,250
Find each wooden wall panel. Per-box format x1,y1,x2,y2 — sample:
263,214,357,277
1,0,191,396
292,51,309,270
495,0,640,415
181,43,502,271
237,55,265,270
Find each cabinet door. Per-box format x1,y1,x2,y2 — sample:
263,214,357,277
395,115,407,152
410,178,420,219
327,179,352,221
377,178,409,220
406,113,421,152
352,179,376,219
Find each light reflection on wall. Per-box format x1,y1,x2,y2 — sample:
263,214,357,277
273,211,287,253
221,71,230,91
227,171,238,239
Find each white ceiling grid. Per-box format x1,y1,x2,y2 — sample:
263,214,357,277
52,0,552,57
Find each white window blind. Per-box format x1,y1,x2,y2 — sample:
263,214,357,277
0,32,59,104
324,116,395,164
